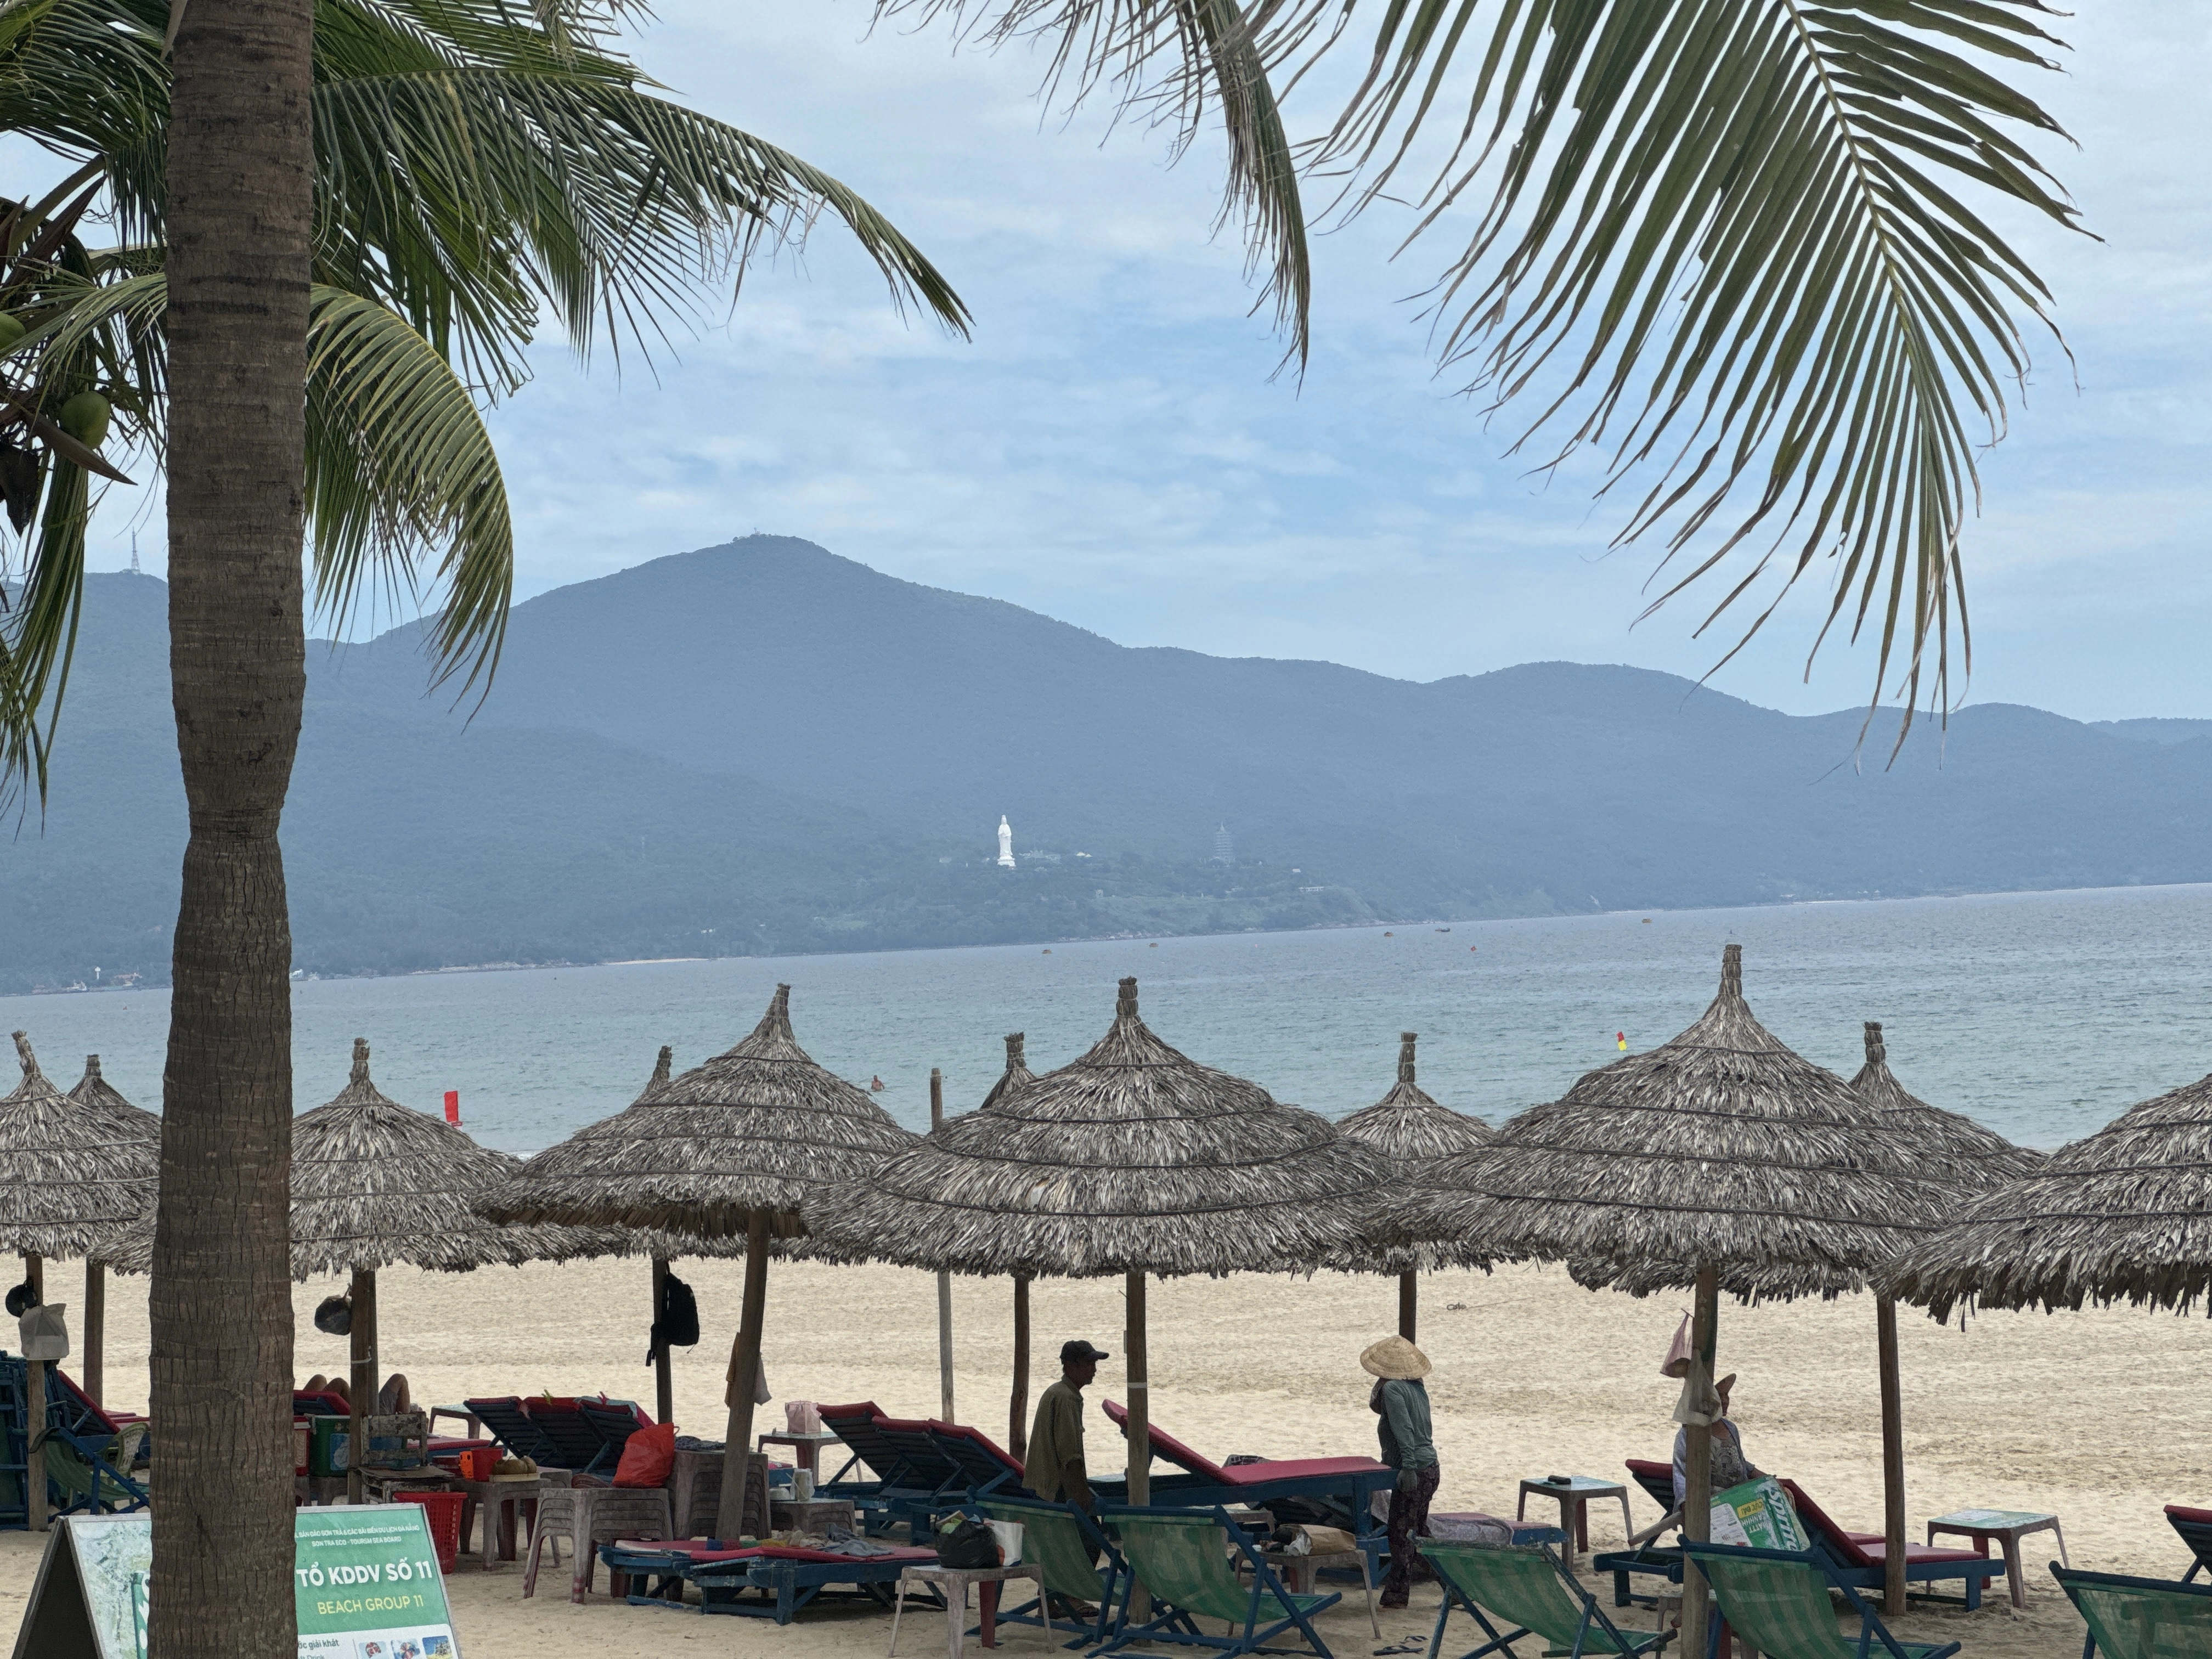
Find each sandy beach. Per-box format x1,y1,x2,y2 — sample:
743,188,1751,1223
3,1256,2199,1657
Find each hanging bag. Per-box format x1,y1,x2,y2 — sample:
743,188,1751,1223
1660,1311,1692,1378
645,1270,699,1366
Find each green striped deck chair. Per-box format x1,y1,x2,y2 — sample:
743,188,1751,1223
1097,1504,1340,1658
1680,1542,1959,1659
977,1496,1130,1649
1422,1538,1674,1659
2053,1565,2212,1659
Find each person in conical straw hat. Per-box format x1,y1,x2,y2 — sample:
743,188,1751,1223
1362,1334,1438,1607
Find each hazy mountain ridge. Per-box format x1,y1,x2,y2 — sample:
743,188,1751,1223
5,537,2209,990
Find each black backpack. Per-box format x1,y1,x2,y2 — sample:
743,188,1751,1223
934,1513,1000,1570
646,1270,699,1367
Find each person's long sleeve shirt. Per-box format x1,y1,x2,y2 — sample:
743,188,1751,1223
1672,1419,1760,1507
1374,1378,1437,1470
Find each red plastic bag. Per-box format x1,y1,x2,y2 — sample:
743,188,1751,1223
613,1419,676,1488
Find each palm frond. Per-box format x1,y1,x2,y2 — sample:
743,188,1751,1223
877,0,1310,366
303,283,514,698
1299,0,2078,734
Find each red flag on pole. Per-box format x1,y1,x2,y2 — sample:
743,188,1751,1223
444,1090,460,1125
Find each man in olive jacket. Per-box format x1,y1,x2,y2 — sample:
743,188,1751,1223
1028,1338,1109,1510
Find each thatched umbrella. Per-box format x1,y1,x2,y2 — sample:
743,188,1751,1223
478,985,916,1534
1880,1058,2212,1322
1846,1020,2044,1610
56,1053,161,1406
1336,1031,1491,1342
1394,947,1954,1637
0,1034,157,1528
803,977,1392,1508
296,1037,619,1500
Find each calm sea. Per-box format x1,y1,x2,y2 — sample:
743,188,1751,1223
7,883,2210,1156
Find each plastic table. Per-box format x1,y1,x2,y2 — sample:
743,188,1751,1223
758,1428,843,1478
889,1562,1049,1658
1518,1476,1634,1565
1926,1508,2067,1609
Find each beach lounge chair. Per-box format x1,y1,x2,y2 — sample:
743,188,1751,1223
1681,1541,1960,1659
1778,1481,2005,1610
598,1534,941,1624
2052,1564,2212,1659
578,1395,654,1465
524,1396,619,1473
1095,1399,1395,1548
1094,1503,1340,1659
926,1419,1030,1498
1595,1462,1686,1607
2166,1507,2212,1583
0,1356,149,1523
976,1492,1130,1649
1423,1534,1672,1659
462,1396,567,1467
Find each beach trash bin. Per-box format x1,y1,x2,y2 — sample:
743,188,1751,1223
310,1415,350,1476
398,1489,466,1573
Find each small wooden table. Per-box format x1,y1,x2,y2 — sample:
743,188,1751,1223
758,1428,843,1478
890,1562,1049,1658
1518,1477,1634,1566
1926,1509,2067,1609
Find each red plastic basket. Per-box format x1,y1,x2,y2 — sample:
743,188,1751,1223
397,1489,465,1572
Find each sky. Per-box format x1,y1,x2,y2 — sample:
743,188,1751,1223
74,2,2212,720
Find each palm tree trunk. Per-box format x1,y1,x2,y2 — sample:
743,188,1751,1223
151,1,314,1653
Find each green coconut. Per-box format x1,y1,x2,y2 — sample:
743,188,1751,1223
0,314,24,352
58,391,110,448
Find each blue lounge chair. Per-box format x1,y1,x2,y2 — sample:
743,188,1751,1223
0,1355,149,1525
462,1396,566,1466
1093,1399,1395,1551
2052,1564,2212,1659
1094,1503,1339,1658
1424,1533,1671,1659
1781,1481,2006,1611
599,1536,943,1624
2167,1508,2212,1584
1682,1541,1959,1659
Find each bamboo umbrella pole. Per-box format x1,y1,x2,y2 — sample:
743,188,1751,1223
24,1251,43,1532
651,1257,675,1425
1398,1271,1417,1342
1680,1263,1719,1656
346,1267,377,1504
1009,1274,1031,1459
718,1212,773,1537
1125,1268,1152,1621
82,1261,104,1407
932,1069,954,1424
1124,1270,1151,1503
1877,1297,1907,1615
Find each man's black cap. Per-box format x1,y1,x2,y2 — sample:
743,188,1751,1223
1060,1339,1111,1365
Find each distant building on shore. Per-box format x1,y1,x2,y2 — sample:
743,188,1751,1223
1212,824,1234,864
997,816,1016,868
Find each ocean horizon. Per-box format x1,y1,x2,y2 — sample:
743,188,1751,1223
8,879,2209,1159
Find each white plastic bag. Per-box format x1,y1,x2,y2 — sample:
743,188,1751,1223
988,1519,1025,1565
18,1302,67,1362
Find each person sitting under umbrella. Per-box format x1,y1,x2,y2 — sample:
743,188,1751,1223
1362,1335,1438,1609
1672,1372,1763,1506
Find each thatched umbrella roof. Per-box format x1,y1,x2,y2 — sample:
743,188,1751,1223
1852,1022,2045,1186
1880,1064,2212,1321
802,977,1393,1278
1575,1020,2044,1304
291,1038,617,1279
1334,1031,1491,1274
979,1032,1036,1113
477,986,915,1239
67,1055,161,1142
1397,946,1955,1301
0,1032,157,1262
